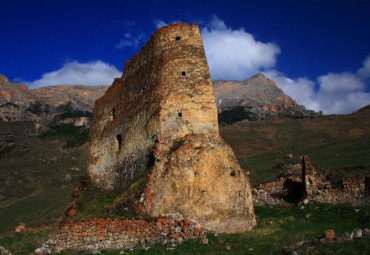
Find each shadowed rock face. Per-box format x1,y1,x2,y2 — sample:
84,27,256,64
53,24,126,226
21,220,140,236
87,22,256,233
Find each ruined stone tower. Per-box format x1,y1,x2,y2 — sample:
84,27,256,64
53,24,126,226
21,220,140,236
88,23,218,190
88,23,256,232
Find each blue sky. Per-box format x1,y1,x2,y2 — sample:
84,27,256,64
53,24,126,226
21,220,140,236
1,0,370,114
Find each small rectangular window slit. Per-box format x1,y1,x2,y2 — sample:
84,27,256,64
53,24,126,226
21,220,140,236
110,108,115,121
116,134,122,151
181,71,186,77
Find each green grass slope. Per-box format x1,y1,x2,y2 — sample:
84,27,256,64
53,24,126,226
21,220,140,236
220,111,370,185
0,123,88,235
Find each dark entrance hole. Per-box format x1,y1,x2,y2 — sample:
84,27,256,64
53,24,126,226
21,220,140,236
175,36,181,42
283,179,306,203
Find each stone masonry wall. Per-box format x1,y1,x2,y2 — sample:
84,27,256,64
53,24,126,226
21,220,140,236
253,156,369,205
88,23,218,191
36,215,208,254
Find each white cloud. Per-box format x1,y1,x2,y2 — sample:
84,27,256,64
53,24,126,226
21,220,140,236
315,72,369,114
24,61,121,88
318,72,364,93
115,32,146,49
153,19,181,29
357,56,370,80
201,16,281,80
263,70,319,111
264,58,370,114
153,19,167,29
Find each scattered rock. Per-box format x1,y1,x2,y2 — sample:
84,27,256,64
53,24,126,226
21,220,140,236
64,173,72,181
14,223,26,233
0,246,11,255
284,154,293,159
363,228,370,238
323,229,335,240
70,167,81,171
226,245,231,250
351,228,362,239
201,238,208,244
335,232,351,242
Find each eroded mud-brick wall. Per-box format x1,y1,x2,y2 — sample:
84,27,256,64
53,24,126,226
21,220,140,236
88,23,218,190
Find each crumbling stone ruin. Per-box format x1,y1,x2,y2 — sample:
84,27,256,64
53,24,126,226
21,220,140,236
253,156,370,205
87,23,256,233
36,215,209,254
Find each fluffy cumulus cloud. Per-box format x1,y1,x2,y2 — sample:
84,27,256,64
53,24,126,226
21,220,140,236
201,16,280,80
197,16,369,114
263,70,319,111
265,57,370,114
25,61,121,88
315,71,369,114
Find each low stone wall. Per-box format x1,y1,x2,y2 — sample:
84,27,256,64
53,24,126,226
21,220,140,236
35,215,208,254
313,176,367,204
252,188,284,206
252,156,369,206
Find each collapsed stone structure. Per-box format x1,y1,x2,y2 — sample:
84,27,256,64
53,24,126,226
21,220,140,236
87,23,256,233
253,156,370,205
36,215,209,253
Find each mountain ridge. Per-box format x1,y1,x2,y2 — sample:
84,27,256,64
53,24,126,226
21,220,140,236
0,73,321,125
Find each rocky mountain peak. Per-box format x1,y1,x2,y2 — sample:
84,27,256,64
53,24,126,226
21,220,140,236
243,72,277,87
213,73,322,125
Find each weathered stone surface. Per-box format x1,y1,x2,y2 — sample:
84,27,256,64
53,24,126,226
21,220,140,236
253,156,369,205
0,245,11,255
88,23,218,190
324,229,335,240
136,134,256,233
87,22,255,233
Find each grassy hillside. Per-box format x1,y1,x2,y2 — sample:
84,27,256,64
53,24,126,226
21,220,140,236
0,109,369,254
0,123,88,235
220,110,370,185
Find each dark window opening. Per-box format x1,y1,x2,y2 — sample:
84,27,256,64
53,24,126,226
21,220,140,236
230,171,236,177
175,36,181,42
181,71,186,77
110,108,115,121
116,134,122,151
178,112,182,118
